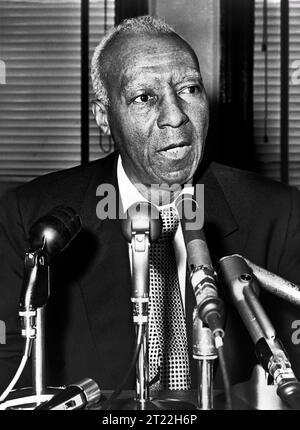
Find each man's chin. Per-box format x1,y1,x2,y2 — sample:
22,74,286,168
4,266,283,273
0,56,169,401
161,164,197,183
150,182,183,194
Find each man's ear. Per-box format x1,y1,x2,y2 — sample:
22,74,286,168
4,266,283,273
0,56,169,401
92,100,110,135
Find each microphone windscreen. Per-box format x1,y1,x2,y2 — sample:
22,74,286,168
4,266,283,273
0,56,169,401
121,202,162,243
29,206,82,255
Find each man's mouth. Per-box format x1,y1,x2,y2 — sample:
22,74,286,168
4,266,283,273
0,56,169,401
160,141,191,151
158,142,192,159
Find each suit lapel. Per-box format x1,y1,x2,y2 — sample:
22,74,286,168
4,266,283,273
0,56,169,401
201,164,248,261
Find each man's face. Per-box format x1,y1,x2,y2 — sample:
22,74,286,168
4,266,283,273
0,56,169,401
105,33,209,187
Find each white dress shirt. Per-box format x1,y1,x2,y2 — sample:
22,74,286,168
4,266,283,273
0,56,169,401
117,156,194,313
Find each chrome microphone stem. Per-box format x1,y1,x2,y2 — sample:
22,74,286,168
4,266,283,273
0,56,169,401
32,306,46,399
192,308,218,410
135,330,149,404
121,202,162,409
136,330,149,404
20,249,49,401
130,230,151,406
243,256,300,307
132,299,150,405
197,358,215,410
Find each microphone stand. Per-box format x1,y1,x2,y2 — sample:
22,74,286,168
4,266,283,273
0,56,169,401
130,228,151,407
192,308,217,409
120,202,195,410
1,246,62,409
0,206,83,410
121,202,161,410
32,306,46,397
24,248,48,399
219,255,300,410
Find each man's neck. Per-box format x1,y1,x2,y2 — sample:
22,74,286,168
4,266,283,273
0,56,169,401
117,156,194,212
132,182,183,207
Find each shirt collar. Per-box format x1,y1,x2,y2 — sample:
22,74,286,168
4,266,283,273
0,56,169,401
117,155,194,213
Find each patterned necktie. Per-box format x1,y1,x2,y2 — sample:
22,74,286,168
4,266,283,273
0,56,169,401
148,206,191,390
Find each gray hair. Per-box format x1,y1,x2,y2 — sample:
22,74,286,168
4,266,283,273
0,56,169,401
91,15,176,106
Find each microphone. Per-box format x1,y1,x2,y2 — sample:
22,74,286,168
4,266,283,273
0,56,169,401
121,202,161,406
122,202,161,299
175,193,224,338
243,257,300,307
35,378,101,410
19,206,82,399
219,254,300,410
0,207,83,405
20,206,82,311
29,205,82,255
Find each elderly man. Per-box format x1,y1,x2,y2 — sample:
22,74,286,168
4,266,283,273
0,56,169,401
0,15,300,397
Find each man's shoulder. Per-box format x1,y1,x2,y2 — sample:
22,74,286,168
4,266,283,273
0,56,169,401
9,152,118,224
206,162,299,223
17,152,116,198
209,161,292,198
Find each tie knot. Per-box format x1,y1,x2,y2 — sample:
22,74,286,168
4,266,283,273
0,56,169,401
159,206,179,241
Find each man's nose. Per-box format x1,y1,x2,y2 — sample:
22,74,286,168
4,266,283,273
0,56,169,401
157,94,189,129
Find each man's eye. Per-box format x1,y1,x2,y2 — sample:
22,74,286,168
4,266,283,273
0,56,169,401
179,85,201,95
133,94,155,104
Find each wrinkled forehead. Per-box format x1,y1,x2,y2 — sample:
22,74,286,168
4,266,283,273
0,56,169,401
103,32,201,91
121,66,202,93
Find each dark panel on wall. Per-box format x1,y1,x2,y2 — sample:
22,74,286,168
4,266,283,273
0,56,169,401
217,0,255,171
115,0,148,24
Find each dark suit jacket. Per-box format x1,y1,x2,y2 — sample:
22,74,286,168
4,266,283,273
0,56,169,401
1,151,300,392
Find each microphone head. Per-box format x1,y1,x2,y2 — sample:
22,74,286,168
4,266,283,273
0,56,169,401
121,202,162,243
34,378,101,410
29,206,82,255
218,255,252,286
175,192,204,236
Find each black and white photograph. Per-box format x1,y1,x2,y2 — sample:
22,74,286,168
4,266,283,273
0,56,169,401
0,0,300,415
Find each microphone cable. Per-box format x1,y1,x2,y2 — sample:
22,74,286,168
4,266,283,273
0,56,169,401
214,337,232,410
0,336,33,403
101,323,144,410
